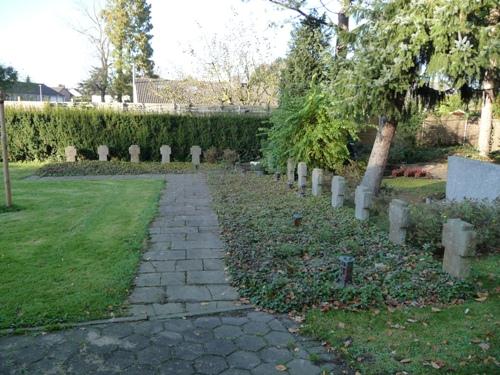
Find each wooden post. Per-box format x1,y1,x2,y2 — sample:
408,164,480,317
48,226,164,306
0,91,12,207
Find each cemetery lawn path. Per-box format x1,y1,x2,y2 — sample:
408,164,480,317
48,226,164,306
0,163,164,329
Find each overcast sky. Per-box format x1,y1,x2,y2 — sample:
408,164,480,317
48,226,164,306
0,0,309,87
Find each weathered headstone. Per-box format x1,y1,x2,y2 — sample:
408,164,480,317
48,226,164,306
297,162,307,188
287,158,296,183
129,145,140,163
311,168,323,196
190,145,202,166
331,176,346,208
97,145,109,161
354,185,373,221
442,219,476,279
160,145,171,164
389,199,409,244
65,146,77,162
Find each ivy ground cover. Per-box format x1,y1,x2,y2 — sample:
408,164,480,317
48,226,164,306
0,163,163,330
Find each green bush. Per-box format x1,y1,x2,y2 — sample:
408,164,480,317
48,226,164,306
408,199,500,254
5,107,269,162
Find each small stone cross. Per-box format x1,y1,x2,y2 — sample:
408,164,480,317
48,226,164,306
160,145,171,164
97,145,109,161
190,145,202,166
331,176,346,208
354,185,373,221
442,219,476,279
65,146,77,162
311,168,323,196
388,199,409,244
129,145,140,163
297,162,307,188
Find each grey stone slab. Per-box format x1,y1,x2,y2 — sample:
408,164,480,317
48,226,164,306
235,335,267,352
221,317,249,326
251,363,284,374
247,312,274,323
264,331,295,347
208,285,239,301
286,359,321,375
128,304,155,317
149,242,172,252
151,261,176,272
159,360,195,375
259,347,293,364
129,287,166,304
172,239,224,250
138,262,156,273
144,250,186,261
152,303,185,315
204,338,237,356
185,302,219,314
194,316,222,329
203,259,226,271
163,319,194,333
194,355,228,375
174,342,205,360
214,325,244,339
135,273,161,287
187,271,230,285
166,285,212,302
186,249,225,259
176,259,204,271
242,321,271,336
160,271,186,286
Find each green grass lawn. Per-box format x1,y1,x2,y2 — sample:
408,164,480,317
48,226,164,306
382,177,446,202
303,255,499,374
0,163,164,330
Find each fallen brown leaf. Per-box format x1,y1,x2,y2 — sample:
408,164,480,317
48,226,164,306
275,364,287,372
400,358,412,364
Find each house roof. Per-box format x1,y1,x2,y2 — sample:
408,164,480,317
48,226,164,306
51,85,73,98
135,78,172,104
5,82,64,97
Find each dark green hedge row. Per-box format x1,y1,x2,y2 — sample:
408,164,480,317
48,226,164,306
5,107,270,162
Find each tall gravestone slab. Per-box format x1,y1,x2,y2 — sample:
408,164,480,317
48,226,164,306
129,145,140,163
389,199,409,244
287,159,296,183
160,145,171,164
311,168,323,196
190,146,202,166
446,156,500,202
442,218,476,279
97,145,109,161
354,185,373,221
297,162,307,188
65,146,77,162
331,176,346,208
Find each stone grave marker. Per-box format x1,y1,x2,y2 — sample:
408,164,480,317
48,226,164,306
297,162,307,188
311,168,323,196
97,145,109,161
389,199,409,244
331,176,346,208
65,146,77,162
190,145,202,166
442,219,476,279
160,145,171,164
287,158,296,183
354,185,373,221
129,145,140,163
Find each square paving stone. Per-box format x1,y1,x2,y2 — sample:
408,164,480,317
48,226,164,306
166,285,212,302
187,271,229,285
129,287,166,304
160,272,186,286
175,259,203,271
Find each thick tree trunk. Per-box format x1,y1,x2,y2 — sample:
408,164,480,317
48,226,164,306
0,93,13,207
336,1,350,58
478,71,495,157
361,118,397,195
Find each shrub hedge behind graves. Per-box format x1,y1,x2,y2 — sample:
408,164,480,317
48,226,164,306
4,106,269,162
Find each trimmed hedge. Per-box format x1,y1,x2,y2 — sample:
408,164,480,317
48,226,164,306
5,107,269,162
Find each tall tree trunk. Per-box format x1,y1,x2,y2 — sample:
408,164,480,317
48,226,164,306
478,70,495,157
361,118,397,195
0,92,13,207
336,1,350,59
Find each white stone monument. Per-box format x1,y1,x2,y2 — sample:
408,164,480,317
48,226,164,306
65,146,77,162
442,219,476,279
160,145,171,164
297,162,307,188
331,176,346,208
129,145,140,163
190,145,202,166
311,168,323,196
97,145,109,161
287,158,296,183
389,199,409,245
354,185,373,221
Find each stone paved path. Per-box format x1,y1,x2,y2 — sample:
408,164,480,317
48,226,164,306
128,174,243,318
0,173,348,374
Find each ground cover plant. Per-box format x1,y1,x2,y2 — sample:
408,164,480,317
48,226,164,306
303,255,499,374
36,160,220,177
0,163,163,330
208,172,476,313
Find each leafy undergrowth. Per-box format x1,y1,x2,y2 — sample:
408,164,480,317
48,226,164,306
36,161,220,177
208,172,476,313
303,255,500,374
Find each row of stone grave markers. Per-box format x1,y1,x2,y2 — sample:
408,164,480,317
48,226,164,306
64,145,202,165
286,158,477,280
